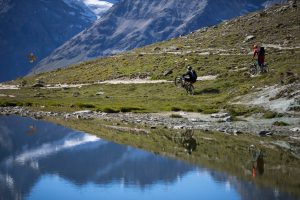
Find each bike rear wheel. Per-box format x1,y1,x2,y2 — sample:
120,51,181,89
185,83,194,95
262,64,269,73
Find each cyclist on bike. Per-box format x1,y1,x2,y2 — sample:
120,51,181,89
182,66,197,85
253,44,265,72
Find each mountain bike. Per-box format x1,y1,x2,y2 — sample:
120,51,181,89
249,61,269,76
175,76,195,95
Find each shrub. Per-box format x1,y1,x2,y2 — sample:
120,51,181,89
273,121,289,126
171,107,181,111
120,107,142,112
0,101,23,107
24,102,33,107
170,114,183,118
199,88,220,94
263,111,278,119
103,108,119,113
76,103,96,109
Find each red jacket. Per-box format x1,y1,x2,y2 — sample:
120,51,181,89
253,48,265,64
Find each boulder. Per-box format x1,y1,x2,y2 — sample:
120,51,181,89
258,130,273,137
32,83,45,88
211,113,230,118
290,127,300,132
73,110,92,115
243,35,255,43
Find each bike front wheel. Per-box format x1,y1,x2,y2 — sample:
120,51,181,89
175,77,182,87
249,64,257,76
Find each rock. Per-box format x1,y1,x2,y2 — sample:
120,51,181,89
174,125,185,129
290,127,300,132
73,110,92,115
64,113,72,119
271,141,291,150
32,83,45,88
190,118,199,122
153,47,161,51
163,69,173,76
259,130,273,137
73,92,80,97
211,113,230,118
217,127,227,133
224,116,231,122
34,93,44,97
96,91,104,95
233,129,242,135
243,35,255,43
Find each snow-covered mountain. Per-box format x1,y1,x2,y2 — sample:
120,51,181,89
33,0,288,74
82,0,115,18
0,0,99,82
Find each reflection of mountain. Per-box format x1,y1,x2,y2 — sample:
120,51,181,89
0,116,297,200
0,116,195,200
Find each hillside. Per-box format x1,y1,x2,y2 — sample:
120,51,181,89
31,0,286,73
20,1,299,84
0,1,297,117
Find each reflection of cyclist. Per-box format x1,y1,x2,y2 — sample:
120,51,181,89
249,144,264,178
182,66,197,84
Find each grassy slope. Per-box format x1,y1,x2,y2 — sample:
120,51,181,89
1,3,298,114
10,2,299,85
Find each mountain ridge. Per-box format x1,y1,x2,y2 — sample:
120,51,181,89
33,0,289,74
0,0,98,82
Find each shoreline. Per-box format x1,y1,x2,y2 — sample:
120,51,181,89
1,106,299,136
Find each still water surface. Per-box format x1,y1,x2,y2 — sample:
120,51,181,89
0,115,297,200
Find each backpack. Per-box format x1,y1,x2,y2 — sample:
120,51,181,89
259,47,265,57
190,70,197,82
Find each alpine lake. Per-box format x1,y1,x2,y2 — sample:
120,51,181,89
0,115,299,200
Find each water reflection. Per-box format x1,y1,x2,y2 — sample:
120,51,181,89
0,116,297,200
249,145,265,178
26,125,37,136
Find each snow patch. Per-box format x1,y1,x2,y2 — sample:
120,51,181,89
0,84,19,90
82,0,113,17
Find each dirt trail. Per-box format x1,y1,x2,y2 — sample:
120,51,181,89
0,76,217,90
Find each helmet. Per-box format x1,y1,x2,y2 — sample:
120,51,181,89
187,66,192,70
253,44,258,48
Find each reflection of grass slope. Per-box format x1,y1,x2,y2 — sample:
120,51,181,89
47,117,300,198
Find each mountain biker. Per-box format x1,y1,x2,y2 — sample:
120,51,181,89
182,66,197,84
253,44,265,72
